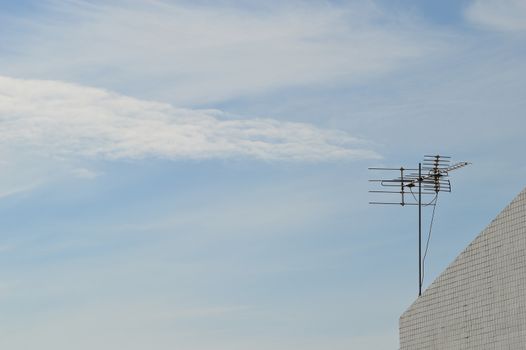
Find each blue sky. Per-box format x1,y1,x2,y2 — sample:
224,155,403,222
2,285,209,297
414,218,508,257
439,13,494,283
0,0,525,349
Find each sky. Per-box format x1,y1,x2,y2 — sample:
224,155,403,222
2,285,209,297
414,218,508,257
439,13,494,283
0,0,525,349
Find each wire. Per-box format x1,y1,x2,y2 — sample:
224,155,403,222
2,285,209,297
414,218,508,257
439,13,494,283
408,187,438,206
421,194,439,286
406,183,439,288
409,187,418,202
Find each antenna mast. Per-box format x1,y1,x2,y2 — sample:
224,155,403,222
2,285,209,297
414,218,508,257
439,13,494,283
369,155,469,297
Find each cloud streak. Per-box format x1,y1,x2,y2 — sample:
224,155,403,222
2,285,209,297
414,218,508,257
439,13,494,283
0,76,379,162
0,0,434,105
466,0,526,32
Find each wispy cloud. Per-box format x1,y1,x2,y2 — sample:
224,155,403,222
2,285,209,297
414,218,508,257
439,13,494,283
466,0,526,32
0,182,40,199
0,0,437,105
0,75,379,162
69,168,101,180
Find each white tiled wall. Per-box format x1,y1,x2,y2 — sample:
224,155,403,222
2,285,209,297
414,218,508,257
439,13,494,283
400,188,526,349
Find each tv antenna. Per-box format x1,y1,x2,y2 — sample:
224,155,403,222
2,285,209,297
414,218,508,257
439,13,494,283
369,155,469,297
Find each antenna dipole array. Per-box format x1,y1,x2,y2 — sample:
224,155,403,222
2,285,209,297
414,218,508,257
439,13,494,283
369,155,469,297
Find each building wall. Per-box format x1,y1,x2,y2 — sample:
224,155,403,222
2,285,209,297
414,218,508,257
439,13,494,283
399,188,526,349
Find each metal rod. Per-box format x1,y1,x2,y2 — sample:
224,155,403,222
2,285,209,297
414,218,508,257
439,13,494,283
369,202,421,205
400,167,405,206
368,190,407,194
418,163,422,297
368,168,419,171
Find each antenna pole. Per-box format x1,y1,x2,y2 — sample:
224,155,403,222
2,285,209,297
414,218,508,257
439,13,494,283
418,162,422,297
368,155,469,298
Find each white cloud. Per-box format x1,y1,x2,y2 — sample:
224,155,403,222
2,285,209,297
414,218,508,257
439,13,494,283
466,0,526,32
0,1,435,105
0,75,379,162
0,182,40,199
70,168,101,180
